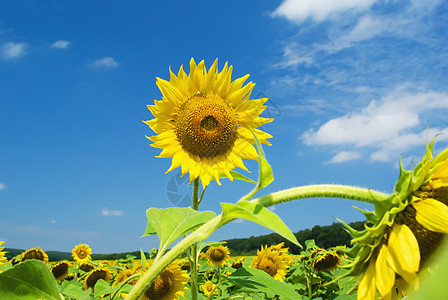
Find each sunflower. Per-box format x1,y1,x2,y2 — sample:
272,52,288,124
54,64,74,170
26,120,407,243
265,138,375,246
269,242,293,265
200,281,216,297
20,246,49,264
72,243,92,264
144,58,273,188
250,245,289,281
141,262,189,300
0,241,7,271
51,261,71,281
311,250,342,272
205,245,230,267
84,267,112,291
78,261,94,273
339,140,448,299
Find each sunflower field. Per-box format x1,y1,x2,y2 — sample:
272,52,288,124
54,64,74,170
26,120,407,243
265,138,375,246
1,59,448,299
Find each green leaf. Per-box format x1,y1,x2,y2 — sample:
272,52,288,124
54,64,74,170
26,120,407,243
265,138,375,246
240,128,274,201
221,201,301,247
197,240,226,254
60,280,92,300
140,248,147,270
0,260,61,300
228,267,302,300
143,207,216,255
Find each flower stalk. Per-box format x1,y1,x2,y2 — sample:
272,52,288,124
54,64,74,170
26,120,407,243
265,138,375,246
125,184,390,300
190,178,200,300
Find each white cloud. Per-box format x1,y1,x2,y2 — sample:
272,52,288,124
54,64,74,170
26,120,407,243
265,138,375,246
2,42,27,60
329,151,362,163
91,56,119,70
101,207,124,217
50,40,70,49
272,0,376,23
0,183,5,191
302,89,448,161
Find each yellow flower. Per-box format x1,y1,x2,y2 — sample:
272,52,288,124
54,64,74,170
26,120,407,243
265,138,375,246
0,241,7,271
20,246,49,264
141,262,189,300
269,242,293,265
51,261,71,281
200,281,216,297
340,141,448,300
250,245,289,281
205,245,230,267
144,58,273,188
84,267,112,291
72,243,92,264
311,250,342,272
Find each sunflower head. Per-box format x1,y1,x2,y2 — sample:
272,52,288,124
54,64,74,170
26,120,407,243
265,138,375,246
84,267,112,291
72,243,92,264
205,245,230,267
20,246,49,264
144,58,273,188
142,262,189,300
51,261,71,281
339,139,448,299
250,245,289,281
0,241,7,269
200,281,216,297
78,261,94,273
311,250,342,272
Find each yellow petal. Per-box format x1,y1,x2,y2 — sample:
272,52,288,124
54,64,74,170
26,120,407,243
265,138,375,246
358,260,377,300
375,244,395,299
413,199,448,233
387,224,420,283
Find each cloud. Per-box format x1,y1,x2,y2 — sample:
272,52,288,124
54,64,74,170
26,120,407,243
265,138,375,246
50,40,70,49
272,0,376,23
91,56,119,70
0,183,5,191
1,42,27,60
101,207,124,217
302,89,448,161
329,151,362,163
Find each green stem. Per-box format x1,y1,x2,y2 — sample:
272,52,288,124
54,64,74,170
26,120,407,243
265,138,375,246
125,184,390,300
190,178,200,300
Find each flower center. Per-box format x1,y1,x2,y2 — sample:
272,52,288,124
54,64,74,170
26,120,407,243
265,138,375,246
78,250,87,258
175,93,238,158
145,270,175,299
258,257,278,277
210,249,226,262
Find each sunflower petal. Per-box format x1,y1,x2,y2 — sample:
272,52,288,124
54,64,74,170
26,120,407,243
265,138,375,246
358,260,377,300
375,244,395,299
413,199,448,233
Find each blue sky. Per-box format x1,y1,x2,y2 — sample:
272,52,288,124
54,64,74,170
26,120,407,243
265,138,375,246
1,0,447,254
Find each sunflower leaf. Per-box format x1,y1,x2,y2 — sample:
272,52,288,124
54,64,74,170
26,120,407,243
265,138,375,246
143,207,216,255
219,170,257,184
227,267,301,300
239,128,274,201
0,260,61,300
221,201,301,247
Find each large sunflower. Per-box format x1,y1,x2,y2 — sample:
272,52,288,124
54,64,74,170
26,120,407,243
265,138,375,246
141,262,189,300
20,246,49,264
144,58,273,188
72,243,92,264
340,140,448,299
250,245,289,281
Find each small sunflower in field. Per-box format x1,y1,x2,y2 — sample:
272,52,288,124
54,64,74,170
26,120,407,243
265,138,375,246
144,58,273,188
51,261,71,281
339,140,448,300
72,243,92,264
200,281,217,297
230,259,244,269
114,268,140,287
84,267,112,291
205,245,230,267
78,261,94,273
141,262,189,300
251,245,289,281
0,242,7,271
311,249,342,272
20,246,49,264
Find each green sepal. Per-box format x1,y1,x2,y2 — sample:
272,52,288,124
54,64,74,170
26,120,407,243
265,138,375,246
143,207,216,256
239,128,274,201
221,201,301,247
219,171,257,184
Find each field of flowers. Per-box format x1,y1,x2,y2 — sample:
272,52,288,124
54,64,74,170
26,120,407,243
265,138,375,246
1,58,448,299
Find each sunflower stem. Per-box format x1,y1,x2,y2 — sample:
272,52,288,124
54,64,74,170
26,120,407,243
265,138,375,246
190,178,200,300
125,184,390,300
